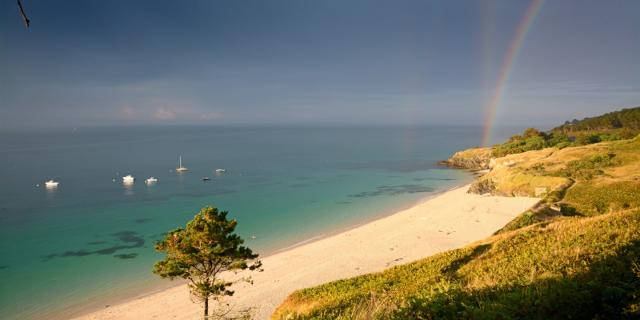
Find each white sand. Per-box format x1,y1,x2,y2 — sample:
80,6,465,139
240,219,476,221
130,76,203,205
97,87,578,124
74,185,538,320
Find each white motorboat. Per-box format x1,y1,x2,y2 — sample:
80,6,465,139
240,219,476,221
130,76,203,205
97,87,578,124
215,168,226,174
45,180,59,188
122,175,135,184
176,156,189,172
145,177,158,184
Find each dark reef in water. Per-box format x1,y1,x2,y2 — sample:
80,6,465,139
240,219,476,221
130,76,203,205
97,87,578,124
113,253,138,260
134,218,153,224
43,231,145,261
413,177,456,182
349,184,435,198
289,183,310,188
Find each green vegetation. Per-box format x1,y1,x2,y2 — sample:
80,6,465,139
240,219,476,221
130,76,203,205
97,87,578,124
275,107,640,319
554,107,640,133
550,152,618,180
562,181,640,216
492,128,555,157
273,211,640,319
492,106,640,157
154,207,261,318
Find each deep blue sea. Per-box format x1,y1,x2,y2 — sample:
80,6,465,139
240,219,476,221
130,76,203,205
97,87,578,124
0,126,519,319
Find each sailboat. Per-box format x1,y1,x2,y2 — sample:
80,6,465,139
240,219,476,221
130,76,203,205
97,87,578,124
176,155,189,172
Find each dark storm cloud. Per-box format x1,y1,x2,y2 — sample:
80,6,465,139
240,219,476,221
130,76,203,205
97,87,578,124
1,0,639,129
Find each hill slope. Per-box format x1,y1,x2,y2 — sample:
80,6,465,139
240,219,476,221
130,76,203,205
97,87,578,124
552,106,640,133
492,106,640,157
471,134,640,233
273,107,640,319
273,210,640,319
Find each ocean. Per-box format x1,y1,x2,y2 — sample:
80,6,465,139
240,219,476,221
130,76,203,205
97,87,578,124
0,125,518,319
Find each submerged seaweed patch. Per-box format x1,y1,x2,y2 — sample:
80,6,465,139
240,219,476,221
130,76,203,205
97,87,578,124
0,265,8,270
343,161,437,172
349,184,435,198
148,232,167,238
134,218,153,224
290,183,310,188
61,250,92,257
43,231,145,261
413,177,456,182
111,231,144,248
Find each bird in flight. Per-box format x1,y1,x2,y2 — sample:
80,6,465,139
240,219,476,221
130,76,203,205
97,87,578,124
17,0,30,28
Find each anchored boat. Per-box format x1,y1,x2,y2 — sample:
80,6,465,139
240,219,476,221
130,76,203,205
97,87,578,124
176,156,189,172
122,175,135,184
45,180,59,188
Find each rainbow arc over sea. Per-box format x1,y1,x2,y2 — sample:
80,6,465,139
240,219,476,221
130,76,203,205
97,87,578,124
481,0,544,147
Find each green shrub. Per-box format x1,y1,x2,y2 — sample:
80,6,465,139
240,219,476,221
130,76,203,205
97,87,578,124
492,135,547,157
552,153,617,180
576,134,602,145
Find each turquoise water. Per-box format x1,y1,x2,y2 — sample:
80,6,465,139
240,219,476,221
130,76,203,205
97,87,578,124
0,126,517,319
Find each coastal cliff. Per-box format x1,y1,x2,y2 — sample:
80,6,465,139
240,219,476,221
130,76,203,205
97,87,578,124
440,147,492,170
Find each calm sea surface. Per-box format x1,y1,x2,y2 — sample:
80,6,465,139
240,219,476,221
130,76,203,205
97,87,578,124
0,126,518,319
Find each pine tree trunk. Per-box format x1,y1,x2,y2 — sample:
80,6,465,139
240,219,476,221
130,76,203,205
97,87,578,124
204,296,209,318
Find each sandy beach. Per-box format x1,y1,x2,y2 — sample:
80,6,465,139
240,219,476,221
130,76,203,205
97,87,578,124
74,184,538,320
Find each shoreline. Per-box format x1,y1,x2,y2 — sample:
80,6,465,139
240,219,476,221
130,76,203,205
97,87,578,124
267,181,470,256
63,181,470,319
73,183,539,320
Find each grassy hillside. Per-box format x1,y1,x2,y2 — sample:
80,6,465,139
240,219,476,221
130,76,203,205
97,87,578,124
273,210,640,319
481,135,640,233
273,107,640,319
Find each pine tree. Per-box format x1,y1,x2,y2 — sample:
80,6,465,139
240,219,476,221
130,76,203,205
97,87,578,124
154,207,262,318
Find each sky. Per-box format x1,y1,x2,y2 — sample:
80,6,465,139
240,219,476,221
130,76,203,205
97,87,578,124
1,0,639,129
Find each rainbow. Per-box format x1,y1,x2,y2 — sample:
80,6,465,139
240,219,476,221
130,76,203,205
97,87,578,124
481,0,545,147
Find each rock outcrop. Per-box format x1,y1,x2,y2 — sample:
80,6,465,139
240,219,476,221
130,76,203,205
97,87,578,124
441,147,493,170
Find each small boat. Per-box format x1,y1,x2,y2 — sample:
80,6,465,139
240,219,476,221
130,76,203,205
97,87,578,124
215,168,226,174
122,175,135,184
201,177,210,181
176,156,189,172
145,177,158,184
45,180,59,188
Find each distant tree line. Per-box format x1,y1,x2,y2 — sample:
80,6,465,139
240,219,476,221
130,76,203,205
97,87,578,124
553,107,640,133
492,107,640,157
